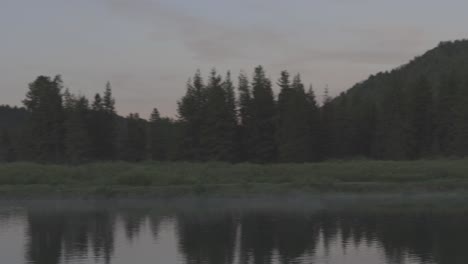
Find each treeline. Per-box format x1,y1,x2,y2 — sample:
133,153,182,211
0,67,321,163
3,40,468,163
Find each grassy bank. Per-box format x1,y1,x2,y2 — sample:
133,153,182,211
1,159,468,196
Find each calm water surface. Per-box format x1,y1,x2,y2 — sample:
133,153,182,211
0,195,465,264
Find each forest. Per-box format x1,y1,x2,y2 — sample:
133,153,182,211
2,40,468,164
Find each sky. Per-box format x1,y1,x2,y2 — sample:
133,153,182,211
2,0,468,117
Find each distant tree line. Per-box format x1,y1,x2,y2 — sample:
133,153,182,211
2,41,468,163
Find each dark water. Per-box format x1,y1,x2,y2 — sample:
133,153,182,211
0,196,466,264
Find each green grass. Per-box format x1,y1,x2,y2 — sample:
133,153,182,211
0,159,468,192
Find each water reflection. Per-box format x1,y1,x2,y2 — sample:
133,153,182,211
177,212,237,264
25,209,116,264
1,199,467,264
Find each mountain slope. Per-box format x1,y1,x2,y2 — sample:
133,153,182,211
325,40,468,160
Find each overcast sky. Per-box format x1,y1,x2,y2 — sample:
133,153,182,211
2,0,468,117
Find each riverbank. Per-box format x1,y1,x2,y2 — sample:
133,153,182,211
1,159,468,198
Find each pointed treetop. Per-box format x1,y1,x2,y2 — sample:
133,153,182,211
92,93,103,111
323,85,331,105
63,88,75,109
307,84,316,97
277,71,291,90
238,72,250,90
103,82,115,113
208,68,222,87
292,74,305,92
192,70,204,91
53,75,63,88
150,108,161,122
224,71,234,87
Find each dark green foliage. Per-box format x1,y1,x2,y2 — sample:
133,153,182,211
0,105,28,130
89,83,117,160
177,71,205,160
0,129,15,162
433,74,459,156
237,72,253,161
200,70,238,161
404,77,434,159
64,93,91,164
249,66,277,163
305,86,321,161
277,73,314,162
452,81,468,156
121,113,147,162
23,75,65,162
148,108,180,161
6,40,468,165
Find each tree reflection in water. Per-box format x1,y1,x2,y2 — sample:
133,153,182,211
7,202,468,264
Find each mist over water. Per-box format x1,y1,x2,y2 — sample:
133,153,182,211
0,196,465,264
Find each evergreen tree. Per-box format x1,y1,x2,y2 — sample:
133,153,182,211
148,108,171,161
23,75,65,162
277,74,315,162
150,108,160,122
305,86,321,161
200,70,237,161
329,94,355,158
276,71,293,161
122,113,147,161
92,94,103,111
64,95,91,163
89,84,117,160
250,66,277,163
372,80,407,160
237,72,253,162
222,71,239,161
103,82,116,113
223,71,237,123
177,70,206,160
319,86,334,160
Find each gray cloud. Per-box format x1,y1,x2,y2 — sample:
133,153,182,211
104,0,286,62
104,0,429,66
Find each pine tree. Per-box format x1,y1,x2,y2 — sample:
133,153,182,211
237,72,253,162
103,82,116,113
122,113,147,161
223,71,237,123
177,70,206,160
305,86,321,161
89,84,117,160
250,66,277,163
291,75,314,161
319,86,334,160
222,71,239,161
150,108,160,122
92,94,103,111
199,70,237,161
277,74,313,162
276,70,293,161
148,108,168,161
23,75,65,162
64,94,91,163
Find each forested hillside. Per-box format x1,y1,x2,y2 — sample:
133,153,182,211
2,40,468,163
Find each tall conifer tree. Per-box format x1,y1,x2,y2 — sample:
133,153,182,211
250,66,277,163
23,75,65,162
